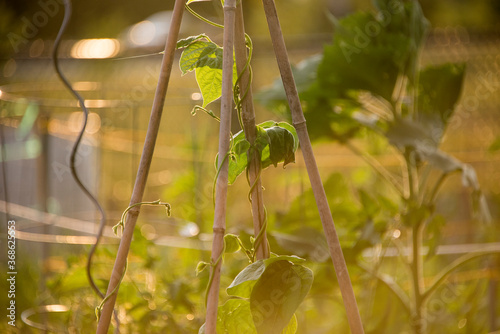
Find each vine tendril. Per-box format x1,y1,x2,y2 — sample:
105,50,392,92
185,3,224,29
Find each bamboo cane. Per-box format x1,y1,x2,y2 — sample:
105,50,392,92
261,0,365,333
95,0,185,332
234,3,269,260
204,0,237,332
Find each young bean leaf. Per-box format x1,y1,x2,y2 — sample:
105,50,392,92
195,261,209,276
224,234,241,253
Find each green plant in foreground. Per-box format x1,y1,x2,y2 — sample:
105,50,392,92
176,1,313,333
260,0,496,333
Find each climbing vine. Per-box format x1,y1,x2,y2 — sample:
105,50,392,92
177,1,313,332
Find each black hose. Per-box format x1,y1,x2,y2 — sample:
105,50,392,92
51,0,119,331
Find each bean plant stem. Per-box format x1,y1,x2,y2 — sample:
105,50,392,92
261,0,364,332
411,221,425,334
95,0,185,332
205,0,236,332
234,3,269,260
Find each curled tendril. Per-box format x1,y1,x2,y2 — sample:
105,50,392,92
113,200,171,236
191,105,221,122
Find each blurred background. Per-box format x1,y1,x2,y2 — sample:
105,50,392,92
1,0,500,332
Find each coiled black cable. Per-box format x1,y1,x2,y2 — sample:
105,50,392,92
51,0,119,331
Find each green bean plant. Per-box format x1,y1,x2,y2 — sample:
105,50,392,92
259,0,497,333
177,1,313,333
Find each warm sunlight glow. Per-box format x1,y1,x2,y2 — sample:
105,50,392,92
191,92,202,101
392,229,401,239
179,222,200,237
71,38,120,59
129,20,156,46
68,112,101,134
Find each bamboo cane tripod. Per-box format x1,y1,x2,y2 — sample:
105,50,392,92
96,0,365,333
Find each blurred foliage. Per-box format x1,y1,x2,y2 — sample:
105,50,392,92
258,0,497,332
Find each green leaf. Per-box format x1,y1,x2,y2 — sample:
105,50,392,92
186,0,213,5
226,255,306,298
227,137,250,184
195,261,209,276
264,255,306,266
385,117,463,173
196,66,223,108
256,55,322,109
217,299,257,334
281,314,298,334
179,41,216,75
318,11,410,102
227,260,266,298
261,126,296,168
224,234,241,253
207,299,298,334
225,121,298,184
179,39,226,108
250,260,313,334
176,34,209,49
417,63,465,137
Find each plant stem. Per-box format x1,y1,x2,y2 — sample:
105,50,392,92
411,221,425,334
95,1,185,332
204,0,236,332
234,3,269,260
261,1,364,332
404,148,416,201
422,251,500,303
426,171,449,204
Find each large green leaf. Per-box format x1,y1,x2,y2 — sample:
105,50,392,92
226,122,298,184
262,126,296,168
227,260,266,298
199,299,299,334
217,299,257,334
250,260,313,334
417,63,465,137
256,55,322,109
318,10,413,102
373,0,429,83
385,117,463,173
179,41,220,75
179,37,238,108
226,255,306,298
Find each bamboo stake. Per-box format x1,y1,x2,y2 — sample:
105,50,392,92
234,3,269,260
204,0,236,332
95,0,185,332
261,0,365,333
